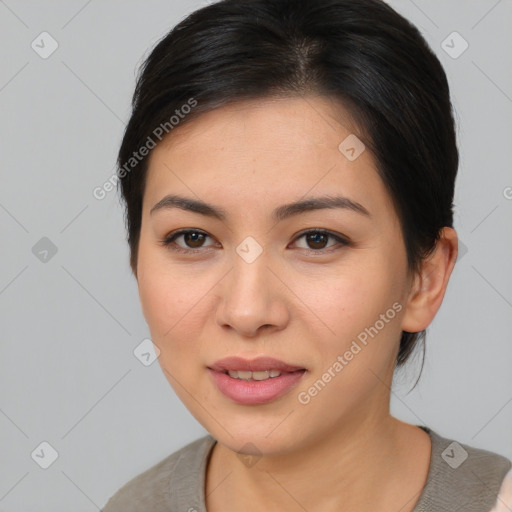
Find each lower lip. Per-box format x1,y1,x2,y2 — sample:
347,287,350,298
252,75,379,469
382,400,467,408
208,369,307,405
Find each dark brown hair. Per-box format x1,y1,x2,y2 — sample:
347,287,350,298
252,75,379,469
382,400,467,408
116,0,459,375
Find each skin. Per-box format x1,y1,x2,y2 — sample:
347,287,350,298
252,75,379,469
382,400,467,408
135,95,458,512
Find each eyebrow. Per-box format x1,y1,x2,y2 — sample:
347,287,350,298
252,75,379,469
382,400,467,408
149,193,370,222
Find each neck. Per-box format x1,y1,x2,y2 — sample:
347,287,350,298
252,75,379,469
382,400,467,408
206,411,431,512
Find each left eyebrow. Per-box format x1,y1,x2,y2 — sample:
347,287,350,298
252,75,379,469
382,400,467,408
272,195,370,221
149,194,371,221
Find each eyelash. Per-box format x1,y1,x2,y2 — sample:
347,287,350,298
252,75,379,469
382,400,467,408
159,228,351,256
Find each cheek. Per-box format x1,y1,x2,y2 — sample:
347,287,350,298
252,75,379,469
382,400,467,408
293,275,403,420
304,261,404,370
137,264,209,405
315,268,392,328
136,249,207,353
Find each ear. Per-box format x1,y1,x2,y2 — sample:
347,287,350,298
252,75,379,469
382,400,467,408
401,227,459,333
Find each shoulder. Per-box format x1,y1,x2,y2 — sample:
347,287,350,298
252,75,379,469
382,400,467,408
414,426,511,512
490,468,512,512
101,434,216,512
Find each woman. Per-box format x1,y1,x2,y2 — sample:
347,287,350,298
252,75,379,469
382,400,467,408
103,0,511,510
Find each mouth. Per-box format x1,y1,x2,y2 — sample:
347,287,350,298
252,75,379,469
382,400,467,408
208,355,306,373
220,369,295,381
207,356,307,405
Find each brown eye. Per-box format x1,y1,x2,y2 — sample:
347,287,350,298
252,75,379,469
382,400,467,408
305,232,329,250
161,229,216,254
293,229,350,253
162,228,350,256
182,231,206,248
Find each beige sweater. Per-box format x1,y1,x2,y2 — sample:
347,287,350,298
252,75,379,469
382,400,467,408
102,425,511,511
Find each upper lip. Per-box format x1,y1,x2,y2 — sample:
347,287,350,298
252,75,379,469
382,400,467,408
208,356,305,373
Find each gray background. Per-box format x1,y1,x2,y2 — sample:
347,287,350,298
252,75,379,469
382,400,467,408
0,0,511,510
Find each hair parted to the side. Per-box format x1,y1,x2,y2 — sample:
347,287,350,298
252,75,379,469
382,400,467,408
116,0,459,380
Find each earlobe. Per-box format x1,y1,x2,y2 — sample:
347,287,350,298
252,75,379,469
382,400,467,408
401,227,459,333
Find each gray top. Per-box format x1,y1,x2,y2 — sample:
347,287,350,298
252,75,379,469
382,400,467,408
102,425,511,512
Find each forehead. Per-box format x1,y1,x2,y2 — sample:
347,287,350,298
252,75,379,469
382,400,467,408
157,95,362,153
143,96,396,223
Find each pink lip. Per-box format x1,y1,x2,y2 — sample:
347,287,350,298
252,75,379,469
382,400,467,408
207,356,307,405
208,356,305,373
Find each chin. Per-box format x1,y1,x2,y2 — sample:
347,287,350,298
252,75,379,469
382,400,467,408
207,420,304,457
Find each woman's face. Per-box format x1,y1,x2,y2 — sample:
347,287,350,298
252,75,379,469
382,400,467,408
136,96,415,454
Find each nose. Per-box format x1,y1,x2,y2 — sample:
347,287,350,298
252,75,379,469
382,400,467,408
215,249,290,338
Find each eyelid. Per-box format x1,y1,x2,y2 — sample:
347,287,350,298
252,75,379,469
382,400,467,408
160,228,351,254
